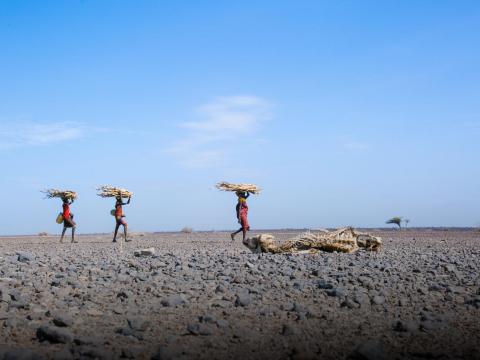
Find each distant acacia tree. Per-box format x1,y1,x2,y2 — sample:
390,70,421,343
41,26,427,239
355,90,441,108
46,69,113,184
404,219,410,228
386,217,403,229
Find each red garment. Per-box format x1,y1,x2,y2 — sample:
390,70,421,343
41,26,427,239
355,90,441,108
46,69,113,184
239,203,250,231
62,203,70,219
115,202,123,217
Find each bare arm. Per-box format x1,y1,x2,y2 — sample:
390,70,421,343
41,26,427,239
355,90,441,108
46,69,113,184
120,197,131,206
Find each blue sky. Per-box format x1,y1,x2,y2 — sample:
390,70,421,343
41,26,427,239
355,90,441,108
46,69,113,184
1,0,479,235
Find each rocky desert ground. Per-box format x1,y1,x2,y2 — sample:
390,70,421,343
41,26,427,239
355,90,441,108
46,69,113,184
0,229,478,360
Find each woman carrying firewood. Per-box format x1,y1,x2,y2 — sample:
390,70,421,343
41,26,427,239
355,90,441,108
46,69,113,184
60,197,77,243
113,194,131,243
231,191,250,242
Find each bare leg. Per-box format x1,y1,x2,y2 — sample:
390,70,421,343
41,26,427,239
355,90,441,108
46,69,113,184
71,226,77,243
60,227,67,243
242,229,248,242
113,223,120,242
124,224,131,242
231,228,242,241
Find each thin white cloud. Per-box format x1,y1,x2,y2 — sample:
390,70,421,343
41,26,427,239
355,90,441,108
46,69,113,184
182,96,271,134
0,121,95,149
168,95,272,167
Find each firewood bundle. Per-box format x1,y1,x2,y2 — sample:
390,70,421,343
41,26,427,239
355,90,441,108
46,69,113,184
215,181,261,194
42,189,77,200
96,185,133,198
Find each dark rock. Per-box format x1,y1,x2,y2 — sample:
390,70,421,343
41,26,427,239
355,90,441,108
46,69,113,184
53,313,74,327
420,320,442,332
428,284,443,292
74,336,99,346
317,280,334,289
235,293,251,307
280,302,295,311
282,324,298,336
199,314,217,324
17,252,35,263
127,316,150,331
216,319,229,328
151,345,183,360
371,296,385,305
37,325,73,343
187,323,213,336
214,284,226,293
341,298,359,309
293,302,310,314
117,290,132,299
326,288,346,298
9,289,23,302
0,347,41,360
115,327,144,340
75,346,114,360
394,320,417,332
348,339,387,360
0,288,10,303
161,294,187,307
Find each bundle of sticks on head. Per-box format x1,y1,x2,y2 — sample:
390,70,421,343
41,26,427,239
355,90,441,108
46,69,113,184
96,185,133,198
216,181,261,194
42,189,77,200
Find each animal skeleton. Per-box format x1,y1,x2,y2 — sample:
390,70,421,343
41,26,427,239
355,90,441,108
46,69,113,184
242,227,382,254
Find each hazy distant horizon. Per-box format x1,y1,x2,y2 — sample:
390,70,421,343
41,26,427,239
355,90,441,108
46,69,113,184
1,1,479,235
1,226,478,238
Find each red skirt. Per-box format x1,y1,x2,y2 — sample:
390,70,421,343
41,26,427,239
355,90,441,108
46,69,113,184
240,211,250,231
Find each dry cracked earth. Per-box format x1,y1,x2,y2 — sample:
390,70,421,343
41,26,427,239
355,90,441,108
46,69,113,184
0,229,479,360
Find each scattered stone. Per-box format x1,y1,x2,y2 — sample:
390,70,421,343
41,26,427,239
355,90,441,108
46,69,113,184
317,280,334,289
134,248,155,257
326,288,346,298
282,324,298,336
349,339,387,360
53,313,74,327
86,309,103,317
37,325,73,344
17,251,35,263
187,323,213,336
235,293,251,307
127,316,150,331
371,296,385,305
161,294,187,307
394,320,417,332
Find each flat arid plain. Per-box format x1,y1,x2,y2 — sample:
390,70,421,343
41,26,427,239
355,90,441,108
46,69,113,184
0,229,478,360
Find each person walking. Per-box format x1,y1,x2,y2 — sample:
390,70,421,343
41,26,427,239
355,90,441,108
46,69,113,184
113,194,131,243
230,191,250,242
60,197,77,243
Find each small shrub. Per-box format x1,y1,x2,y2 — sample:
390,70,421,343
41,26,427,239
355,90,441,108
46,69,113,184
38,232,49,236
386,217,403,229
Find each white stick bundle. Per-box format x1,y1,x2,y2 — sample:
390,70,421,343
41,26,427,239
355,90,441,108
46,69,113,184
216,181,261,194
42,189,77,200
96,185,133,198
